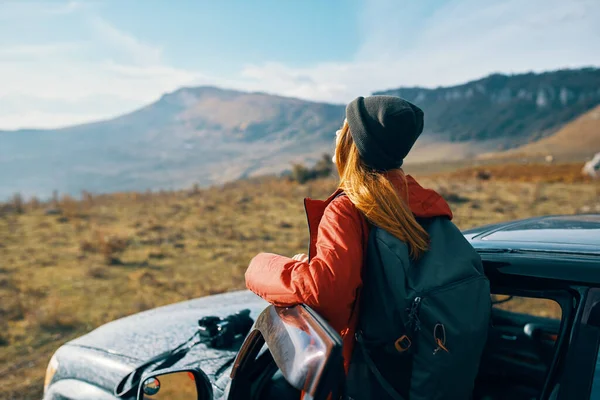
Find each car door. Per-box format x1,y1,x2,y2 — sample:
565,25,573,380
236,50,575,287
554,287,600,400
475,281,600,400
226,304,345,400
474,286,574,400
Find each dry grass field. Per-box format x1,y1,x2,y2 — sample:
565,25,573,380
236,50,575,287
1,163,599,399
428,161,591,183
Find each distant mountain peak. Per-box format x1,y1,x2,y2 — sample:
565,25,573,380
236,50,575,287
1,67,599,199
377,67,600,143
158,85,244,105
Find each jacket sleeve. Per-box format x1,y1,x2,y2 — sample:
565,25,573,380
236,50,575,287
245,198,365,328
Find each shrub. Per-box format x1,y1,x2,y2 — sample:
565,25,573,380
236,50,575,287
60,195,79,219
12,193,24,214
474,170,493,181
0,319,10,346
190,183,201,196
87,264,108,279
30,297,79,333
0,332,8,346
81,191,94,207
291,164,316,184
79,239,96,254
313,153,334,178
438,187,470,204
28,196,41,211
83,231,129,265
0,293,25,321
290,153,334,184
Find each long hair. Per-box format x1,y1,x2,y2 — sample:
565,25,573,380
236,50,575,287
335,121,429,259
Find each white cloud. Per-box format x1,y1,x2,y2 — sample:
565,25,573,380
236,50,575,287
0,43,81,58
49,1,83,15
0,14,202,129
104,61,203,81
0,56,205,128
0,0,598,129
0,111,109,130
0,0,83,20
237,0,600,102
239,62,347,100
90,17,163,65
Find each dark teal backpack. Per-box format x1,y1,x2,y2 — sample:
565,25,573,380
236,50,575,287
346,216,491,400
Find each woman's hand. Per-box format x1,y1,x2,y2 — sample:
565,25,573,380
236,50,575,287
292,253,309,263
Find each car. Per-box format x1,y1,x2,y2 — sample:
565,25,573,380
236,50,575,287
42,214,600,400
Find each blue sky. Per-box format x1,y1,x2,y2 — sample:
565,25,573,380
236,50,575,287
0,0,598,129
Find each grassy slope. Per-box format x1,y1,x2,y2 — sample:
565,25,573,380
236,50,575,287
1,164,599,399
480,105,600,161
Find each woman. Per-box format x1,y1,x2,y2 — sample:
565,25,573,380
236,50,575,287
245,95,453,395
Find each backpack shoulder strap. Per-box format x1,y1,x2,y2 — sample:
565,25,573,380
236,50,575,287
369,228,410,325
355,333,408,400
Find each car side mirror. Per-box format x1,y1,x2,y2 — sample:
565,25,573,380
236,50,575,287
227,305,344,400
137,367,210,400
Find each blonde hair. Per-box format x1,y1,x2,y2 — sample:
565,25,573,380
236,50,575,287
336,121,429,259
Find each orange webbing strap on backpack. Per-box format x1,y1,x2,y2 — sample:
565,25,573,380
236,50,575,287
355,332,407,400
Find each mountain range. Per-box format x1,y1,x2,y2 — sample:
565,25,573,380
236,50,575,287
1,67,599,200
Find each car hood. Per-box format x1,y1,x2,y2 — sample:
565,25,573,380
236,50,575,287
55,290,268,395
70,289,267,360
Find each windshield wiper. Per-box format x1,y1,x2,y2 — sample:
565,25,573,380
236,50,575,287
114,309,253,398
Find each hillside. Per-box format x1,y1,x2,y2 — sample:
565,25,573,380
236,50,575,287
1,68,599,200
479,105,600,160
0,88,345,199
377,68,600,157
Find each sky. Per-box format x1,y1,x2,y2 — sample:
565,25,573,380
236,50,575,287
0,0,598,130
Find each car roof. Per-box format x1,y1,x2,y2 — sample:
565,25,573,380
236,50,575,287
464,214,600,256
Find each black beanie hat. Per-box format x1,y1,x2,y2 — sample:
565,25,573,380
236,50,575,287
345,95,424,171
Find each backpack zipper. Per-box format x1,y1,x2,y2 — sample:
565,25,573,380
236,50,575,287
407,275,486,334
407,296,422,333
418,274,487,298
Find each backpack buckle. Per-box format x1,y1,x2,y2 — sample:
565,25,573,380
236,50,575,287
394,335,412,353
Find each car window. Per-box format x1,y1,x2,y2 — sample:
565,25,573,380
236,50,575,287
492,294,562,320
475,294,565,399
588,347,600,399
587,298,600,399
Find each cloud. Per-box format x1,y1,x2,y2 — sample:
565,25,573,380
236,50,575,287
237,0,600,102
0,43,81,59
1,0,599,129
48,1,83,15
239,62,354,103
0,0,83,20
0,15,202,129
90,17,164,65
0,111,110,131
0,56,205,128
104,61,203,81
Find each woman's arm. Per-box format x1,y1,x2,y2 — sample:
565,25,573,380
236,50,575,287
245,197,365,331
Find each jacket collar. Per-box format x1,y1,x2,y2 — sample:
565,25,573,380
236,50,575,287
386,172,453,220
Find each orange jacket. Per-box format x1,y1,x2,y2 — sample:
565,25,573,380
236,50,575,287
245,174,453,373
